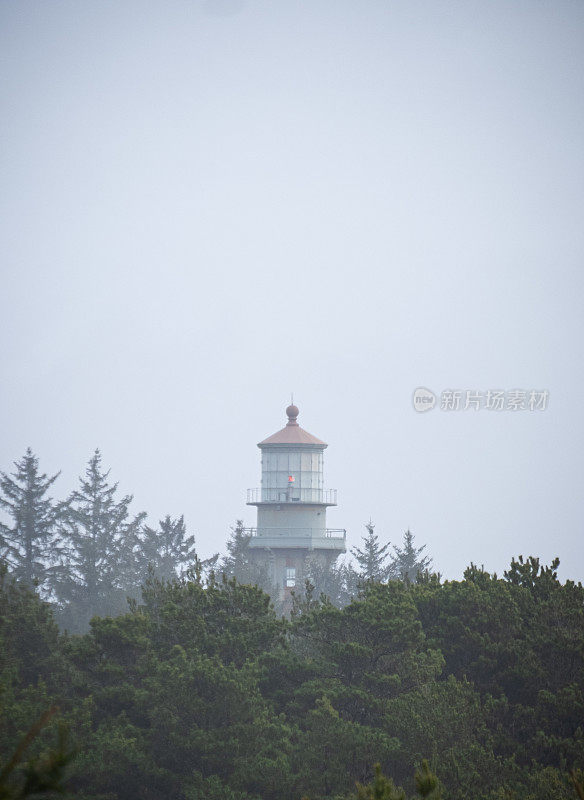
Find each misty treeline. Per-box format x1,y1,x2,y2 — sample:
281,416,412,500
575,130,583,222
0,449,432,629
0,448,213,632
1,553,583,800
225,518,432,612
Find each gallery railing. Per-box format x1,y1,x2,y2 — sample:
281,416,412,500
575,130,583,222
246,487,337,505
243,527,346,540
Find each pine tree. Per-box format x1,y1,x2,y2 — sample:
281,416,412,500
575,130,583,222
351,520,392,583
0,449,67,594
220,520,258,584
55,449,145,631
348,762,442,800
220,520,275,598
138,515,199,582
302,554,356,608
390,528,432,583
352,763,406,800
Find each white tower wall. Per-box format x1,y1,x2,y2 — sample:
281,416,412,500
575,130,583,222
246,404,345,606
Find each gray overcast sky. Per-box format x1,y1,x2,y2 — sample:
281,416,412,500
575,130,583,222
1,0,583,581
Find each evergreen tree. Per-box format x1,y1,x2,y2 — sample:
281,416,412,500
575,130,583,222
220,519,270,590
0,561,64,691
55,449,145,631
220,520,252,580
345,761,442,800
0,449,67,594
138,514,199,582
390,529,432,583
351,520,392,583
302,554,356,608
350,763,406,800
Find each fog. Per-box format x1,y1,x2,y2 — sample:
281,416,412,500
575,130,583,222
1,0,583,581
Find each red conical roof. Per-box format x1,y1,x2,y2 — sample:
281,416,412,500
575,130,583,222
258,405,327,446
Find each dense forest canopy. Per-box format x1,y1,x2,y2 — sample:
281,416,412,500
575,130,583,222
1,449,583,799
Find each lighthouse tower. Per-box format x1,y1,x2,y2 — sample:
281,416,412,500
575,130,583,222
247,404,346,603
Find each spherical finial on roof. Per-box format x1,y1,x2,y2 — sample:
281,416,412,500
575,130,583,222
286,404,299,425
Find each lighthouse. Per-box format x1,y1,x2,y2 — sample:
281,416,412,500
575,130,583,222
246,404,346,603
